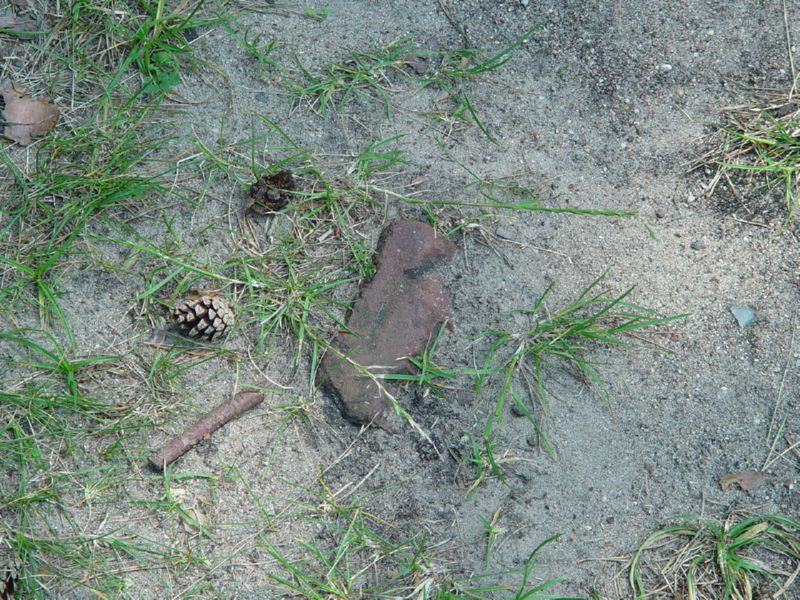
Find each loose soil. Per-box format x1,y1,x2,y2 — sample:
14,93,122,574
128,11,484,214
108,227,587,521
3,1,800,598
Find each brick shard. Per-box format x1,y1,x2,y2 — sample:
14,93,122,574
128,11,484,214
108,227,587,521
320,220,455,430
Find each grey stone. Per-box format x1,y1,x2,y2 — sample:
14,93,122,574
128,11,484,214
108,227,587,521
690,239,706,250
730,305,755,328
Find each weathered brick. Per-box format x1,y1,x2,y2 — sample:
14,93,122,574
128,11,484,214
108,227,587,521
319,220,455,430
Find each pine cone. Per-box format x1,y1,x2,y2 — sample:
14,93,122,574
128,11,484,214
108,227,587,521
171,296,235,341
247,170,296,214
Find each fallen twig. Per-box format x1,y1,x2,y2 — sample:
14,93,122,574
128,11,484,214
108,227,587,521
148,390,265,471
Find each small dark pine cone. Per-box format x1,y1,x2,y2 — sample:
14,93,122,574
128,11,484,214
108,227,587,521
171,296,235,341
247,170,296,214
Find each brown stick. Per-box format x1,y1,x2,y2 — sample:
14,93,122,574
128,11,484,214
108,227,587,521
148,390,265,471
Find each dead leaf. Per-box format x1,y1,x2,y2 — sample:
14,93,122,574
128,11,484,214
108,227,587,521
0,16,38,38
9,0,29,8
720,470,767,493
2,87,59,145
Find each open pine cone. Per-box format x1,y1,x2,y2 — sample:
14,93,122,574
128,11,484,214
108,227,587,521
171,295,235,341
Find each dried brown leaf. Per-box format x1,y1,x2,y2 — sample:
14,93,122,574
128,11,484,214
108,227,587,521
2,87,59,145
719,470,766,493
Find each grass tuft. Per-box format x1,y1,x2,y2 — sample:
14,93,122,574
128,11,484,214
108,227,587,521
694,94,800,228
629,513,800,599
473,272,683,467
257,476,579,599
0,329,175,598
419,26,539,142
384,273,680,492
290,36,416,117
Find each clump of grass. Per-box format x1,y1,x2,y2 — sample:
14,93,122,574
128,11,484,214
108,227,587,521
475,272,683,462
0,2,225,595
290,36,416,116
0,328,119,399
694,95,800,228
0,102,176,343
419,26,538,142
0,0,205,340
628,513,800,599
126,0,211,95
285,26,536,141
218,12,286,72
0,328,183,598
253,474,430,598
258,477,579,599
383,274,679,493
39,0,207,104
231,237,355,358
348,134,409,181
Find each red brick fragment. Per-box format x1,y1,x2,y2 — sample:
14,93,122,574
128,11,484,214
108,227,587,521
320,220,455,430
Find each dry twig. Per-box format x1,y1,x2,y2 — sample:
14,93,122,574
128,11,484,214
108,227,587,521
148,390,265,471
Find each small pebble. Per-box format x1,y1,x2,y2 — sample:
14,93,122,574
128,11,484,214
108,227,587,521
407,58,428,75
730,305,755,328
510,402,527,417
655,208,666,218
690,239,706,250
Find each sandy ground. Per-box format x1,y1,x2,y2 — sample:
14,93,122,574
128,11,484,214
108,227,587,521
3,0,800,597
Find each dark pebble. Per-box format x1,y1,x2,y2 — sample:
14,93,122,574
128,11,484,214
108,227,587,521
510,402,527,417
407,57,429,75
690,239,706,250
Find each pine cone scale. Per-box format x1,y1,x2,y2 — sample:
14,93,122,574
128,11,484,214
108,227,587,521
171,295,234,341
